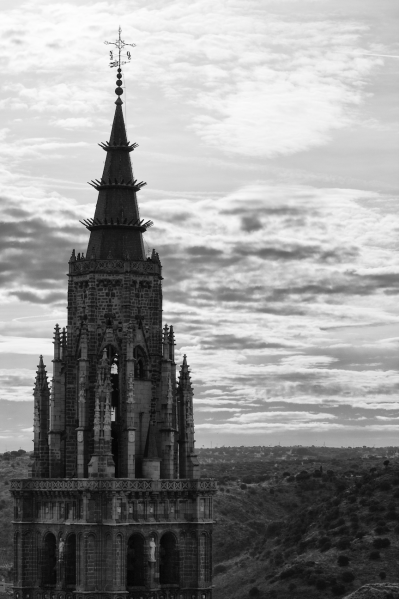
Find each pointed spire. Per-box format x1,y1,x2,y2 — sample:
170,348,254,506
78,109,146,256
178,354,193,391
168,325,175,362
85,69,149,262
61,327,67,361
53,324,61,361
162,324,169,359
35,355,49,390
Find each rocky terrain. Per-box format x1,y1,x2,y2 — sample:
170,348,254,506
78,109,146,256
344,583,399,598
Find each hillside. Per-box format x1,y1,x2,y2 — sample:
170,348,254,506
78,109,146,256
204,453,399,599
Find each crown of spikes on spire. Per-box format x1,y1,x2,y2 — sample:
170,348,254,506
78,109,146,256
34,356,49,391
178,354,193,391
84,66,153,261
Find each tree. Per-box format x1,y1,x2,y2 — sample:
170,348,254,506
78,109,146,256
383,460,390,469
337,555,349,567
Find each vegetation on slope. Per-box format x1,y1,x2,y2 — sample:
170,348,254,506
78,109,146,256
205,453,399,599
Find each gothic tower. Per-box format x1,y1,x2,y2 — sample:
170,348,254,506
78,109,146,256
11,63,215,599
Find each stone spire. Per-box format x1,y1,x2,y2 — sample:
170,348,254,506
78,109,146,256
32,356,50,478
84,68,152,261
177,355,199,479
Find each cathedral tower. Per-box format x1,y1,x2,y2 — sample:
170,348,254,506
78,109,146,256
11,44,215,599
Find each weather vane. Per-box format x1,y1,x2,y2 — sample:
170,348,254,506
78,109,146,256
104,27,136,69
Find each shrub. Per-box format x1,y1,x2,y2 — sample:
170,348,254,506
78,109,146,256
273,552,284,566
349,513,359,522
337,537,351,550
336,481,347,493
373,538,390,549
369,550,381,560
316,579,328,590
280,567,296,580
288,582,297,592
385,510,397,521
240,483,247,490
249,588,260,598
296,470,310,481
379,481,391,491
342,571,355,583
337,555,349,567
379,571,386,580
243,476,254,484
213,564,227,575
320,541,332,552
267,521,284,537
326,508,340,521
331,583,346,595
375,526,389,535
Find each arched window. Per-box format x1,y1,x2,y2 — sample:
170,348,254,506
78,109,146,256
134,346,146,379
159,532,179,585
105,535,113,588
126,534,145,587
42,533,57,587
65,534,76,587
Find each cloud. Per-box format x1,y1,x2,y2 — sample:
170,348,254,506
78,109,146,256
50,118,94,129
0,0,383,159
0,0,398,447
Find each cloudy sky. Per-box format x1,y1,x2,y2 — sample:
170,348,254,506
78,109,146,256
0,0,398,451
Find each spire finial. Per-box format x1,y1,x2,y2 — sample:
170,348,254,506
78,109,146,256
104,28,136,98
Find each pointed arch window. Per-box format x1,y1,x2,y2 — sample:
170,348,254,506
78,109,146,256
41,533,57,587
159,532,179,585
126,534,145,587
65,533,76,587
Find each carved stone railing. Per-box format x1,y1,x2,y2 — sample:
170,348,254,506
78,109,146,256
69,259,161,276
10,478,217,493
